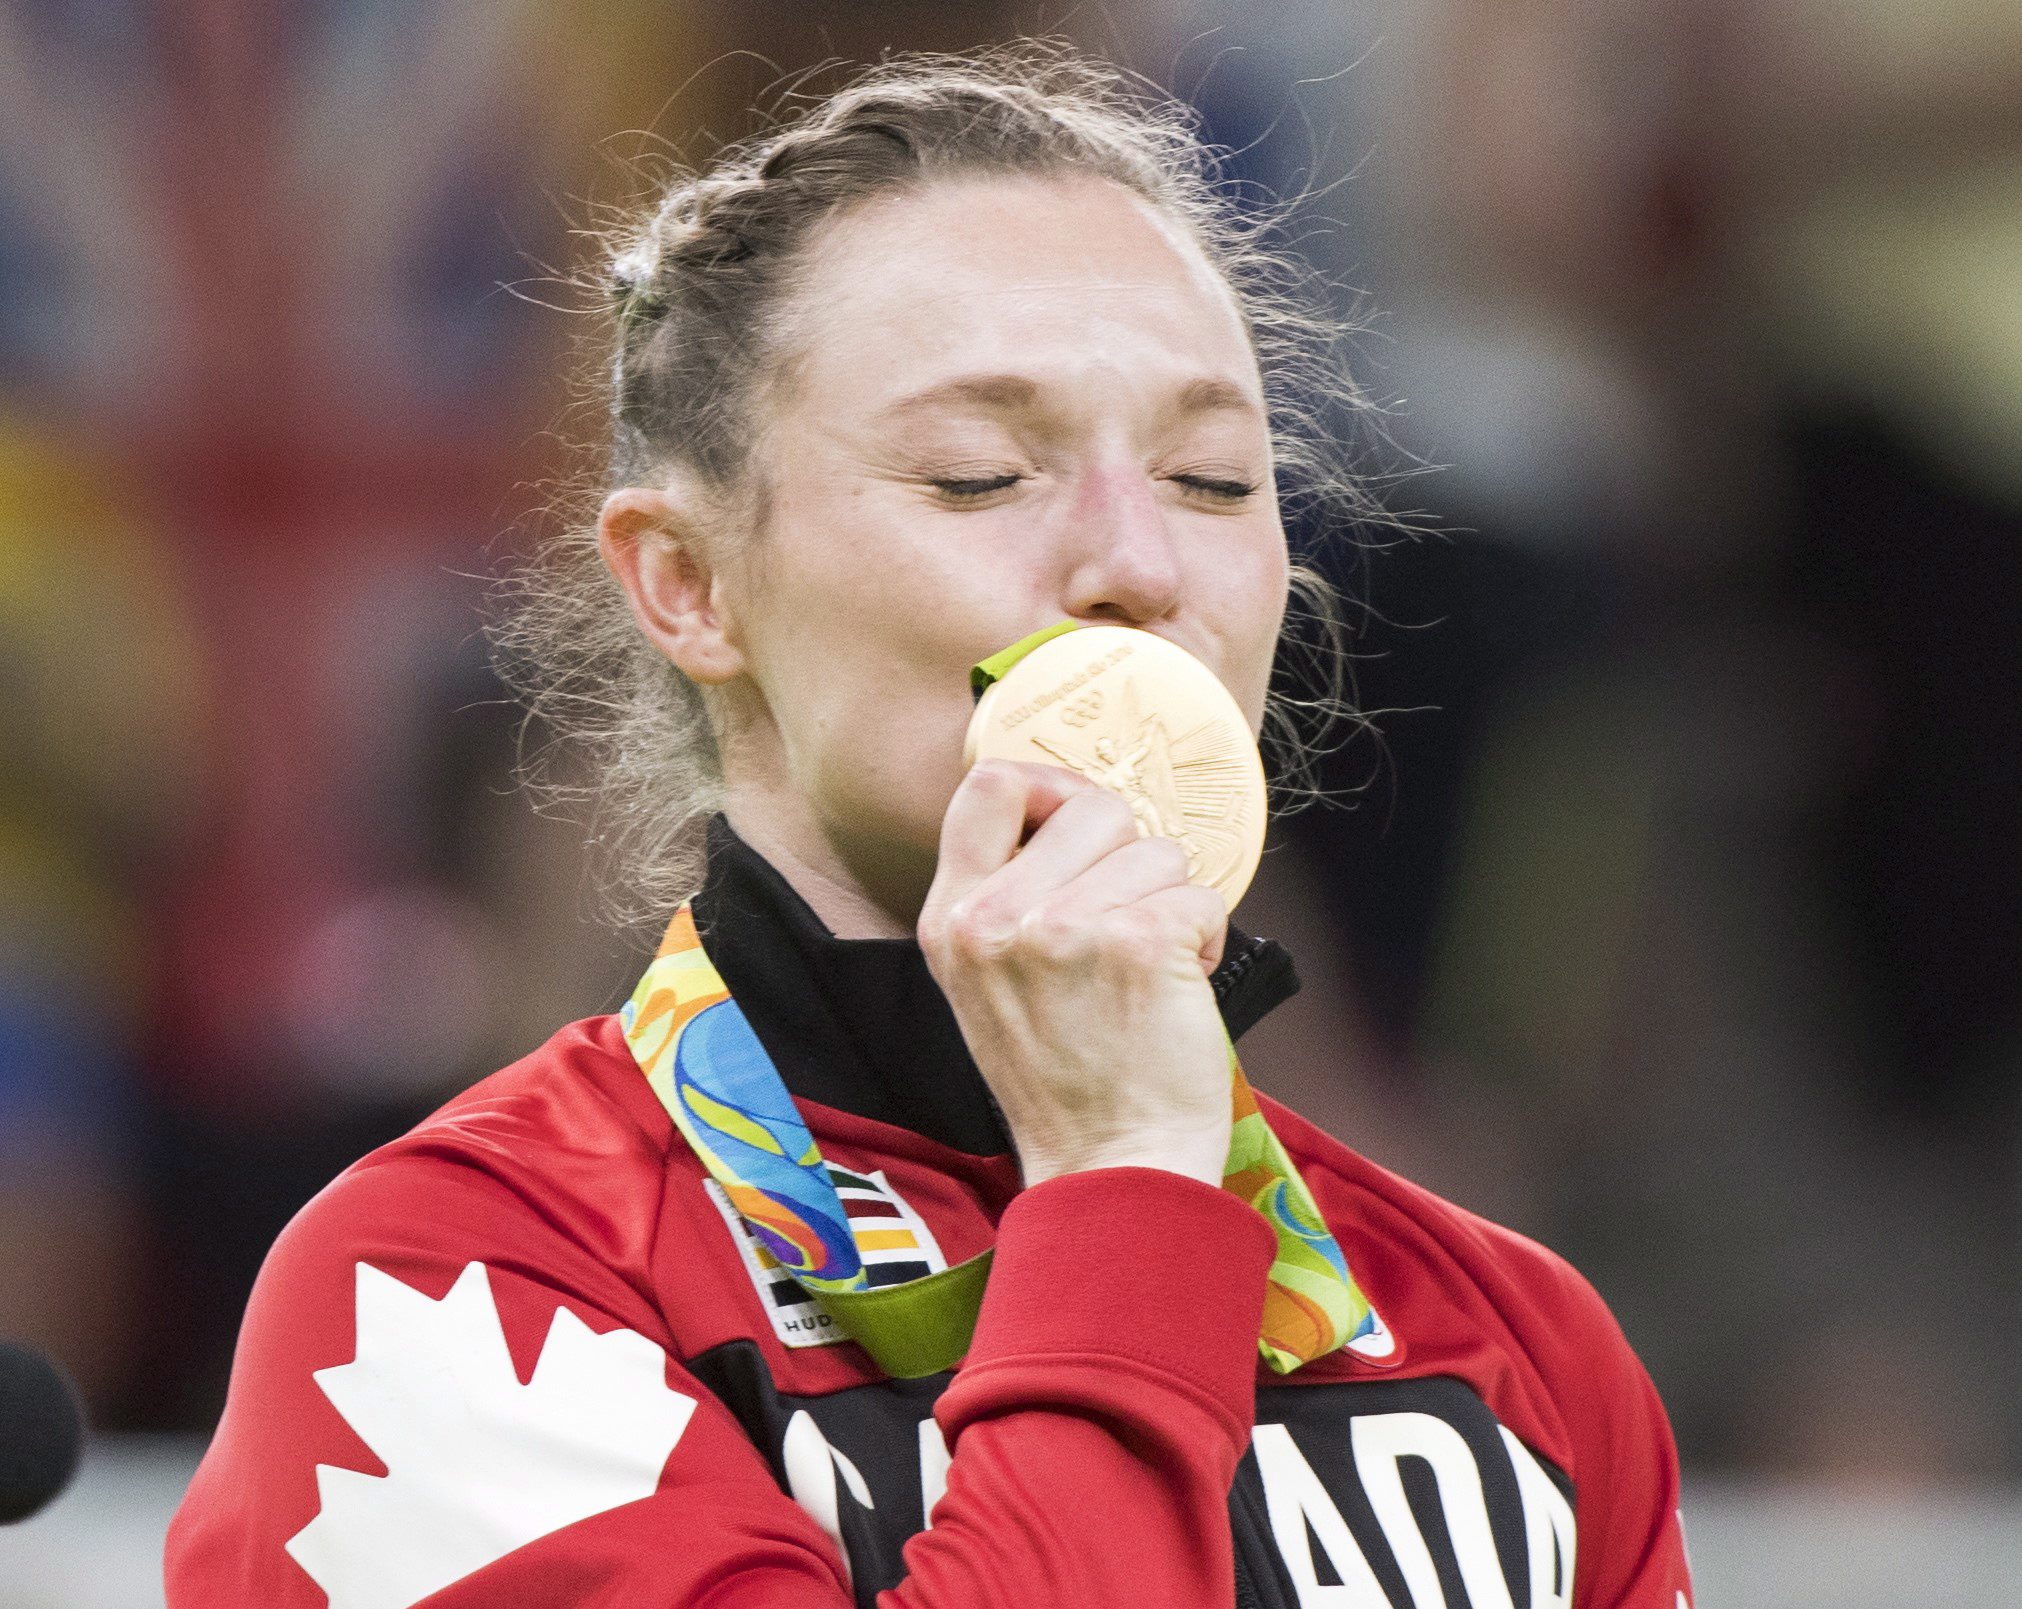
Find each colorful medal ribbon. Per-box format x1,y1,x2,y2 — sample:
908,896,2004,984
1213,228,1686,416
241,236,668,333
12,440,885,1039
622,624,1383,1378
623,908,996,1379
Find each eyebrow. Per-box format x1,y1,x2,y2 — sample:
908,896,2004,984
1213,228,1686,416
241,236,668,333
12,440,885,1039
875,371,1263,423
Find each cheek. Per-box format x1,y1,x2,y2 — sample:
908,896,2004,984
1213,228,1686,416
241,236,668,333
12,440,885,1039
765,491,1044,686
738,505,1021,785
1199,525,1289,716
758,467,989,628
778,626,979,862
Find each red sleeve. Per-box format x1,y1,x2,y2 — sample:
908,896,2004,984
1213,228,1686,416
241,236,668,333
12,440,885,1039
1524,1248,1694,1609
165,1156,1275,1609
1571,1341,1693,1609
893,1168,1274,1606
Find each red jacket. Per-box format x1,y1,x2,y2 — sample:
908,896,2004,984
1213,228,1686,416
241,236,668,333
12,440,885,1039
167,831,1692,1609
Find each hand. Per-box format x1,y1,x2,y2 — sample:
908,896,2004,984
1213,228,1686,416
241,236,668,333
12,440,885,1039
917,761,1234,1188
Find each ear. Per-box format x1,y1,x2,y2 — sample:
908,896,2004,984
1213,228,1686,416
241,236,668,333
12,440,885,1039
596,484,747,685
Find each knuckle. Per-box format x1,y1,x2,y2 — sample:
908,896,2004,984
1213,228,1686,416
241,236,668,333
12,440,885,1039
944,893,1015,957
915,903,952,953
965,759,1008,790
1098,905,1169,964
1181,885,1228,935
1078,787,1137,839
1145,833,1190,880
1096,788,1137,828
1016,904,1084,963
965,759,1023,801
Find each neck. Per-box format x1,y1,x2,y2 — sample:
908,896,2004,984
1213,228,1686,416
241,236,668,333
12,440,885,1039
722,786,923,940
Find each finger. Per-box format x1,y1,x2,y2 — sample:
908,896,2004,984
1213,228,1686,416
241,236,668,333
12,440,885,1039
1011,761,1099,837
1025,831,1194,922
927,761,1097,905
974,784,1149,910
1131,881,1231,973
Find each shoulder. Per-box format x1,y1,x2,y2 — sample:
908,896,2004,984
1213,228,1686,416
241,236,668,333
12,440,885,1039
1259,1092,1672,1477
345,1011,673,1196
167,1019,741,1606
1263,1092,1621,1347
257,1014,681,1327
206,1014,691,1474
1258,1092,1695,1604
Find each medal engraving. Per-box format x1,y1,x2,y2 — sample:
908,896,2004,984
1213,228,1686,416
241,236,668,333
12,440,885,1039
965,626,1268,908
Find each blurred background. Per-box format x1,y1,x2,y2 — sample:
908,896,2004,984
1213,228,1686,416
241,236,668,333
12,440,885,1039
2,2,2019,1604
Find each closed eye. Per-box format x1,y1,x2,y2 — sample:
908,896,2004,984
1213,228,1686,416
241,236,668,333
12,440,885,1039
931,473,1024,502
1172,473,1258,503
930,471,1256,505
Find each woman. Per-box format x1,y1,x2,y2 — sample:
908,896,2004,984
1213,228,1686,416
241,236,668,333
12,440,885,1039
167,47,1692,1609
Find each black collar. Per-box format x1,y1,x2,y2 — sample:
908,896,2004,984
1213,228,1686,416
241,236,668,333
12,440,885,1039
690,815,1301,1157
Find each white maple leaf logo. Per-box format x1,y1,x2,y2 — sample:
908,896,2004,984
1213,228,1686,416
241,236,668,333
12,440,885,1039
286,1261,696,1609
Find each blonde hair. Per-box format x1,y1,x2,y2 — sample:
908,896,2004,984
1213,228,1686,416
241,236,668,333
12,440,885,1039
492,42,1391,922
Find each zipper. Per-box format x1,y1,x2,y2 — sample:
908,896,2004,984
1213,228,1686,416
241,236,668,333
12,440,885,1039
1211,933,1263,1002
1211,927,1300,1042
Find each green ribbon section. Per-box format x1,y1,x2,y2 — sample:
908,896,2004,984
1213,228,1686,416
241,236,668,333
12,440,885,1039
816,1251,995,1379
969,618,1083,698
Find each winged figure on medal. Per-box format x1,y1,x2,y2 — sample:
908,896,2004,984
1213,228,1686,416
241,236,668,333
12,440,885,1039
1032,678,1255,890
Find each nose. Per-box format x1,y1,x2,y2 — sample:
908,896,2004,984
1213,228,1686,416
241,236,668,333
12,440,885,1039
1061,463,1184,626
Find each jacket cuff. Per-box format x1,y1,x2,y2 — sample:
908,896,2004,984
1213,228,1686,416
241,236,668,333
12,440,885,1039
959,1166,1276,1431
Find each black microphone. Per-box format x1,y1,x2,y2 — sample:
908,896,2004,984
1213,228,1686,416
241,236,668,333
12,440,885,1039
0,1341,85,1524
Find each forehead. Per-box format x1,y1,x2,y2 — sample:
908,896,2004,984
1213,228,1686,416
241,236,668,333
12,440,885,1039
782,172,1262,411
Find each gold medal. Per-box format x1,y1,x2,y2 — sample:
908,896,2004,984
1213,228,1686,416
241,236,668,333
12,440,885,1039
964,625,1268,908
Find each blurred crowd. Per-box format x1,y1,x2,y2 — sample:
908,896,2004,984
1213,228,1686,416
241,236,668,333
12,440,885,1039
2,0,2018,1492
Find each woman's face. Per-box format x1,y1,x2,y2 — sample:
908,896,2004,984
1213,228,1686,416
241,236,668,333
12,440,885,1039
712,173,1289,913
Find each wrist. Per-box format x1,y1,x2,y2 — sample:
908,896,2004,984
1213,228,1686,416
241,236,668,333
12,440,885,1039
1019,1133,1230,1189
